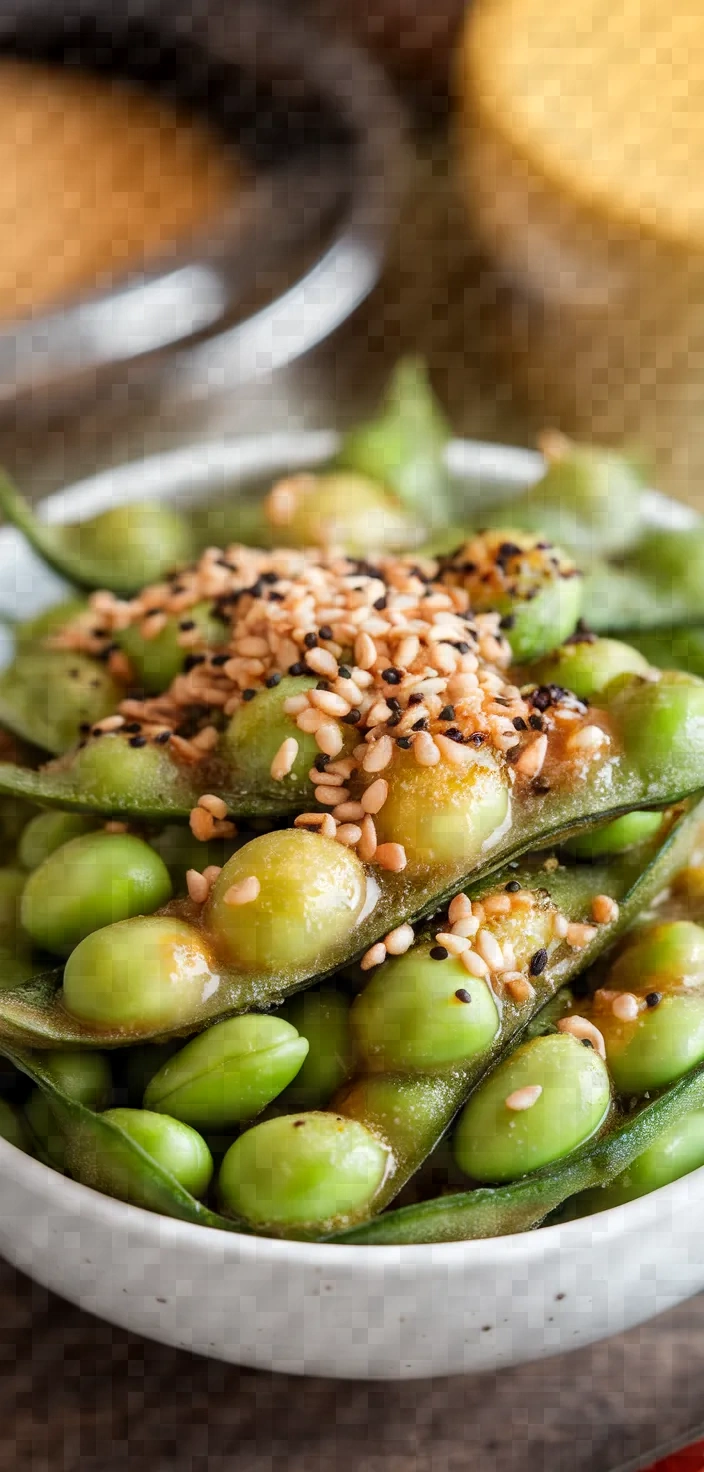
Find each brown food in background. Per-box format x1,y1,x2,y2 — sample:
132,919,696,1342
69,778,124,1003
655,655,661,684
0,59,239,321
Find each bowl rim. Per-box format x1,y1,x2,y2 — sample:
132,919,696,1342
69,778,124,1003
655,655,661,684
0,5,404,407
1,425,700,1266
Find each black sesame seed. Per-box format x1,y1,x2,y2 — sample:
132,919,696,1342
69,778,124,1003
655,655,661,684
316,680,330,692
179,619,196,631
69,668,80,679
529,714,544,731
382,668,402,685
154,731,171,744
408,693,424,707
314,754,330,772
581,1038,594,1048
455,641,471,655
338,666,352,680
412,718,428,731
91,728,103,737
505,880,521,893
123,722,142,734
304,632,318,649
455,988,472,1004
513,716,527,731
439,705,456,722
446,728,465,743
430,946,449,961
499,614,516,631
373,596,387,611
342,708,362,725
78,722,91,734
645,991,662,1009
288,662,306,677
261,571,278,584
129,735,147,748
498,541,522,560
530,947,548,976
387,713,402,727
268,590,285,602
532,780,551,794
242,689,257,702
210,653,230,667
468,732,485,746
293,1120,306,1128
183,654,206,672
144,607,164,619
265,673,282,688
388,697,402,713
397,736,413,749
318,625,333,641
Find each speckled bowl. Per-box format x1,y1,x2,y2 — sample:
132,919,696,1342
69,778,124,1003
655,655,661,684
0,432,699,1379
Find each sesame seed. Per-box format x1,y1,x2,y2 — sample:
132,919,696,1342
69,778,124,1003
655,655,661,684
384,923,415,956
439,705,456,721
476,929,505,972
336,823,363,847
270,737,299,781
505,1085,542,1112
505,880,521,892
529,948,548,976
591,894,619,926
198,793,228,820
455,988,473,1004
363,735,393,774
186,869,209,904
304,632,318,649
565,922,598,949
129,735,147,748
557,1016,606,1058
361,779,389,815
288,662,306,677
461,949,490,979
646,991,662,1009
358,815,378,862
430,945,449,961
318,625,334,640
397,736,413,750
242,688,257,701
448,893,472,924
361,942,387,971
224,876,261,906
381,668,402,685
612,992,639,1022
375,842,407,873
265,672,282,688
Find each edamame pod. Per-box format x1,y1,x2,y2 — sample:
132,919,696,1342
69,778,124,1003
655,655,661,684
335,357,453,525
0,866,35,990
0,476,193,595
589,922,704,1095
24,1048,111,1169
143,1015,309,1127
0,1096,33,1154
96,1109,213,1199
279,988,354,1110
481,438,645,557
0,650,124,753
439,531,582,662
562,811,664,862
20,831,172,957
573,1110,704,1214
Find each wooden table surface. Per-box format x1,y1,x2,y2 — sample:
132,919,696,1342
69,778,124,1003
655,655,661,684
1,122,703,1467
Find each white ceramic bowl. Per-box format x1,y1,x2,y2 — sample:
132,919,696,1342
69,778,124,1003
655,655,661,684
0,433,701,1380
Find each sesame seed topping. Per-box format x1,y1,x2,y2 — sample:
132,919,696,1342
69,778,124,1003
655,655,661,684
455,988,473,1003
223,876,261,906
529,948,548,976
505,1085,542,1112
430,945,449,961
645,991,662,1009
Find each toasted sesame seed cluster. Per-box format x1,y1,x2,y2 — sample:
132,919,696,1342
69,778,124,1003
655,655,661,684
55,536,612,865
438,528,579,610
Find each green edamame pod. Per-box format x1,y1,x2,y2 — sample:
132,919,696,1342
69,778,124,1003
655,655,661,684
609,671,704,778
562,811,664,862
20,831,172,957
439,531,582,662
452,1034,611,1184
0,866,35,990
0,650,124,753
143,1015,309,1127
0,1096,33,1154
218,1113,390,1233
335,357,453,525
280,987,355,1110
0,475,193,595
18,810,99,871
482,437,644,557
527,637,650,702
573,1109,704,1214
223,677,355,794
24,1048,111,1169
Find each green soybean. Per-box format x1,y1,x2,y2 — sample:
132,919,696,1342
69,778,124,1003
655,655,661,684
485,440,644,556
0,1097,33,1154
224,676,349,791
0,650,123,753
24,1049,111,1169
442,531,582,663
372,745,509,870
452,1033,611,1184
13,597,88,654
119,601,225,694
592,922,704,1095
574,1109,704,1213
528,637,651,702
609,672,704,776
218,1112,390,1231
207,830,368,973
351,944,500,1073
0,866,34,989
622,527,704,612
63,915,220,1033
562,810,664,861
92,1108,213,1198
143,1015,309,1127
265,472,419,554
20,831,172,957
65,735,196,816
18,811,99,871
280,988,354,1110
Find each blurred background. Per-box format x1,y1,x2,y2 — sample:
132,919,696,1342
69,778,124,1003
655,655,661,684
0,0,701,509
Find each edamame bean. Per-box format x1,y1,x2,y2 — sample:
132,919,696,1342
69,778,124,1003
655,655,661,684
442,531,582,662
489,440,644,556
0,1097,33,1154
0,651,123,753
69,735,195,811
593,922,704,1095
280,988,354,1109
264,473,419,554
623,527,704,607
453,1033,611,1183
336,357,452,525
529,637,650,702
562,811,664,861
224,676,354,789
372,746,509,870
21,831,172,957
14,597,87,654
351,944,500,1072
207,831,368,973
608,921,704,993
66,502,192,592
143,1015,309,1127
120,601,225,694
18,810,99,871
0,866,34,989
575,1110,704,1213
218,1113,390,1229
24,1049,111,1169
609,672,704,774
63,916,221,1033
95,1109,213,1198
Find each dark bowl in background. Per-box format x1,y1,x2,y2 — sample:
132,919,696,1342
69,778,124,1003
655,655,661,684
0,0,403,416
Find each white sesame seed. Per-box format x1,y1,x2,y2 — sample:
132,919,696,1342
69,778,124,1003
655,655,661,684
333,802,365,822
414,731,441,766
367,701,394,726
361,779,389,814
375,843,407,873
396,635,420,668
565,922,598,949
448,893,472,925
309,690,351,718
483,893,512,917
435,732,474,766
93,714,125,733
435,931,469,956
505,1085,542,1112
476,928,505,973
552,913,569,939
186,869,209,904
315,785,350,806
612,992,640,1022
363,735,393,773
451,915,480,939
355,632,377,670
358,815,378,862
446,673,480,701
361,942,387,971
557,1016,606,1058
308,768,345,786
503,974,535,1004
461,948,490,979
294,812,326,828
305,647,339,679
296,707,323,734
224,876,261,906
270,737,299,781
336,823,363,847
320,814,338,839
384,923,415,956
591,894,620,925
516,734,548,778
568,724,608,753
283,694,309,716
315,722,344,758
